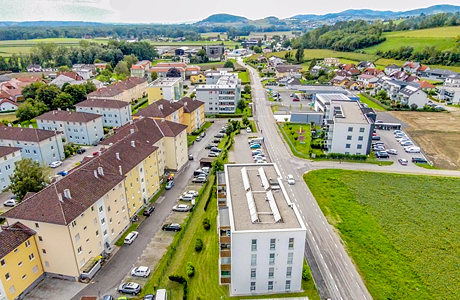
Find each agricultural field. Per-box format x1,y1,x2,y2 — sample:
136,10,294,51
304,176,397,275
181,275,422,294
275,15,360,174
248,31,295,38
149,40,237,47
389,110,460,169
253,49,378,63
200,32,228,39
305,169,460,300
0,38,108,56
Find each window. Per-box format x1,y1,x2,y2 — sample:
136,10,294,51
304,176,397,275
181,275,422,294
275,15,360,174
250,282,256,291
25,240,31,248
18,261,22,267
358,136,364,141
45,261,50,267
268,281,273,291
91,206,94,211
347,135,352,140
38,236,43,242
287,253,293,264
29,253,35,261
75,233,80,242
35,223,39,229
14,249,18,253
251,254,257,266
268,267,274,279
0,259,4,266
42,249,46,255
348,127,353,132
359,127,365,132
345,144,351,148
103,230,107,236
77,247,82,254
270,238,276,251
33,265,39,273
250,268,256,279
251,239,257,251
101,218,105,225
9,286,15,294
99,206,103,213
286,266,292,278
269,253,275,265
357,144,363,149
96,230,99,237
285,280,291,290
5,273,10,280
288,238,294,250
22,274,27,280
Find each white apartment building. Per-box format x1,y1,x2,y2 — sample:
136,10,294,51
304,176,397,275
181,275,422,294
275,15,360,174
438,86,460,104
325,100,374,155
75,98,132,127
0,146,21,190
36,110,104,146
196,72,241,114
217,164,306,296
314,93,353,114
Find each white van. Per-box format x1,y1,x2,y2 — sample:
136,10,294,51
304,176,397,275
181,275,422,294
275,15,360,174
156,289,167,300
248,137,264,144
124,231,139,245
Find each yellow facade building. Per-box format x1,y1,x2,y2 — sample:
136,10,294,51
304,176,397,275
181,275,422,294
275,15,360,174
178,97,205,133
0,223,44,300
190,73,205,84
147,78,183,104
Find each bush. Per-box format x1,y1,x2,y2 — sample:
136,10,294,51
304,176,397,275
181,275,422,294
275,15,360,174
203,217,211,230
186,262,195,277
103,127,110,134
195,238,203,252
302,260,312,281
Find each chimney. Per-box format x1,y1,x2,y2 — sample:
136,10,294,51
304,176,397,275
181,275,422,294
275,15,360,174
119,165,122,175
161,118,165,122
159,104,163,110
116,153,120,160
97,167,104,176
58,193,63,202
131,141,135,147
63,189,71,199
130,129,135,134
94,170,98,178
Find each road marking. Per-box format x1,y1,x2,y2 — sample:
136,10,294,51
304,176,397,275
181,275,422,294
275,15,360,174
335,243,338,248
315,208,318,212
320,254,323,259
299,209,303,214
156,196,165,204
335,284,339,291
322,221,325,225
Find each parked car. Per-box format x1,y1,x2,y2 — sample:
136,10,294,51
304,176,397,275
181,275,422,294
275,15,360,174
246,127,252,133
210,147,222,152
131,266,151,278
118,282,141,295
102,295,113,300
387,149,398,155
179,193,195,201
194,169,206,176
250,144,261,149
173,204,191,212
373,146,385,151
212,139,221,144
162,223,182,231
293,97,299,101
143,205,155,216
208,152,218,157
406,147,421,153
371,136,381,141
214,133,225,138
165,181,174,190
401,141,414,147
376,151,389,158
192,176,207,183
205,143,217,149
49,161,62,168
3,198,17,207
394,130,404,135
195,136,202,142
143,295,155,300
200,132,206,138
201,167,210,174
188,154,194,160
185,190,199,197
124,231,139,245
412,157,428,163
57,170,68,176
77,148,86,154
287,174,295,185
398,158,408,165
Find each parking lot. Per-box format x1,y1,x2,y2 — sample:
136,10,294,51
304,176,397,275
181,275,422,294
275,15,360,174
230,128,270,164
374,128,429,167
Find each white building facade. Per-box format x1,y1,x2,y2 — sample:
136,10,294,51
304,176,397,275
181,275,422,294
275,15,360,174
75,99,132,127
196,72,241,114
0,147,21,190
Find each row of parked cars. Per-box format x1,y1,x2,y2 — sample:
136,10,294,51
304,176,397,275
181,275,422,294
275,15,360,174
394,130,421,153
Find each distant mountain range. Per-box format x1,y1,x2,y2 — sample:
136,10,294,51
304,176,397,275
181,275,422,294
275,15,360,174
198,4,460,24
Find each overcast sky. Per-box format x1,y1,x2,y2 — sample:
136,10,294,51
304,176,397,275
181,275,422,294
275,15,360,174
0,0,458,23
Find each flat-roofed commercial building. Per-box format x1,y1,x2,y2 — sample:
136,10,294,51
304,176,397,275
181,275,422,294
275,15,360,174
217,163,306,296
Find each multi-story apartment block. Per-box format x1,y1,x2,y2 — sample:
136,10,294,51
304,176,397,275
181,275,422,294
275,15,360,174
36,110,104,146
133,99,184,124
130,60,151,78
324,100,374,155
196,72,241,114
0,222,44,300
438,86,460,104
178,97,205,133
0,127,64,165
217,164,306,296
75,99,132,128
0,146,21,190
87,77,147,103
205,45,225,61
147,78,184,104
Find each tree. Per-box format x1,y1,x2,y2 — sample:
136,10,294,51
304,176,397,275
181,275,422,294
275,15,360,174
150,71,158,81
309,58,317,71
166,67,181,78
237,99,246,111
22,82,46,100
16,102,39,122
57,65,70,72
295,47,304,63
253,46,262,54
36,84,61,108
63,84,87,104
114,61,130,76
244,84,251,94
224,61,234,70
9,158,50,201
52,92,74,110
122,54,138,69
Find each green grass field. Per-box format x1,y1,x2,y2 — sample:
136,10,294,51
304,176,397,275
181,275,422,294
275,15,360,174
279,123,311,159
374,58,460,73
238,71,249,82
0,38,108,56
304,169,460,300
258,49,378,63
358,94,386,111
150,40,237,47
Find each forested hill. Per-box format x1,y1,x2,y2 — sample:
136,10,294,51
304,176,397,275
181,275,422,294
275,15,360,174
199,14,248,23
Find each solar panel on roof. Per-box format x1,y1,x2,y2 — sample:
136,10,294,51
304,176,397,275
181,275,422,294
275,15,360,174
246,191,259,223
258,167,269,190
241,167,250,191
267,191,282,223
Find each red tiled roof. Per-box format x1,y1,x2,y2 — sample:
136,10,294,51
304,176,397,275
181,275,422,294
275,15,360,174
75,99,129,109
87,77,147,98
178,97,204,113
133,99,182,118
419,80,436,89
0,222,35,259
155,62,187,68
0,145,21,157
417,65,429,72
35,110,102,123
57,72,83,81
0,126,60,142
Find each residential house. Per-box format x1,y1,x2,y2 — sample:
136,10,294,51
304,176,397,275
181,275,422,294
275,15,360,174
180,56,190,64
72,65,97,80
418,69,459,80
362,68,384,77
0,146,21,190
149,67,186,80
216,164,306,295
0,222,44,300
389,71,410,81
405,75,419,83
275,65,302,78
438,86,460,104
358,74,378,88
130,60,151,79
36,110,104,146
0,127,64,165
403,61,421,74
95,63,108,70
384,64,402,75
323,57,340,66
50,74,103,89
331,76,348,86
339,64,360,76
277,76,302,87
196,72,241,114
357,61,375,71
324,100,375,155
418,80,436,92
241,39,259,48
398,86,428,108
190,72,206,84
257,55,267,63
416,65,430,74
310,65,328,76
184,65,201,79
0,77,46,102
444,74,460,87
268,56,284,67
27,64,43,72
344,80,360,91
147,78,184,104
178,97,205,133
0,98,19,112
133,99,184,124
87,77,148,103
75,99,132,128
334,69,352,78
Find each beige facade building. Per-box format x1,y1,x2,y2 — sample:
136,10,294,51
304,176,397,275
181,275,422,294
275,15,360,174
87,77,147,103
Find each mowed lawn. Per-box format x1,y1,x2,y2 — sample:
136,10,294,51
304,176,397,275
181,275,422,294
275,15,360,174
254,49,378,62
358,94,386,111
304,169,460,300
0,38,108,56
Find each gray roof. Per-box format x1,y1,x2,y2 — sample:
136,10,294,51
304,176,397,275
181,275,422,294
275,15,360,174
399,86,421,96
421,69,458,76
36,110,102,123
75,98,130,109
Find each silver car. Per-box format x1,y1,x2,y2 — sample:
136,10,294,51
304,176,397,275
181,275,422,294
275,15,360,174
173,204,191,212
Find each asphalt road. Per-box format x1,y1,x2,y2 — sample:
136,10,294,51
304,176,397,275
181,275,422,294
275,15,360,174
72,120,224,299
241,58,373,300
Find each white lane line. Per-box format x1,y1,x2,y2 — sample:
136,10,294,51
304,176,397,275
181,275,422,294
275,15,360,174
299,209,303,214
322,220,325,225
320,254,323,259
334,243,338,248
335,284,339,291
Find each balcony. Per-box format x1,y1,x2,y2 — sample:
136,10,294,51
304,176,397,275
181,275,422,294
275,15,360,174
218,192,226,199
221,277,231,284
220,236,230,244
220,249,231,257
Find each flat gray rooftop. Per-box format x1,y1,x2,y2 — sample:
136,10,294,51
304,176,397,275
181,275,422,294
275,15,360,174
317,93,351,103
226,164,301,231
332,100,370,124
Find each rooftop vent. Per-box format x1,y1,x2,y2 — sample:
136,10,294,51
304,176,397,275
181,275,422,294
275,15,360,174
116,153,120,160
63,189,71,199
97,167,104,176
130,129,135,134
94,170,98,178
131,141,135,147
58,193,63,202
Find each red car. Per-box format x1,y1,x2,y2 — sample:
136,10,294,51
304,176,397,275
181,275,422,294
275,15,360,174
93,151,100,156
293,97,299,101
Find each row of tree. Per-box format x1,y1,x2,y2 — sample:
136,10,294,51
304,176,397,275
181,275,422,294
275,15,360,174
379,44,460,66
382,12,460,32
